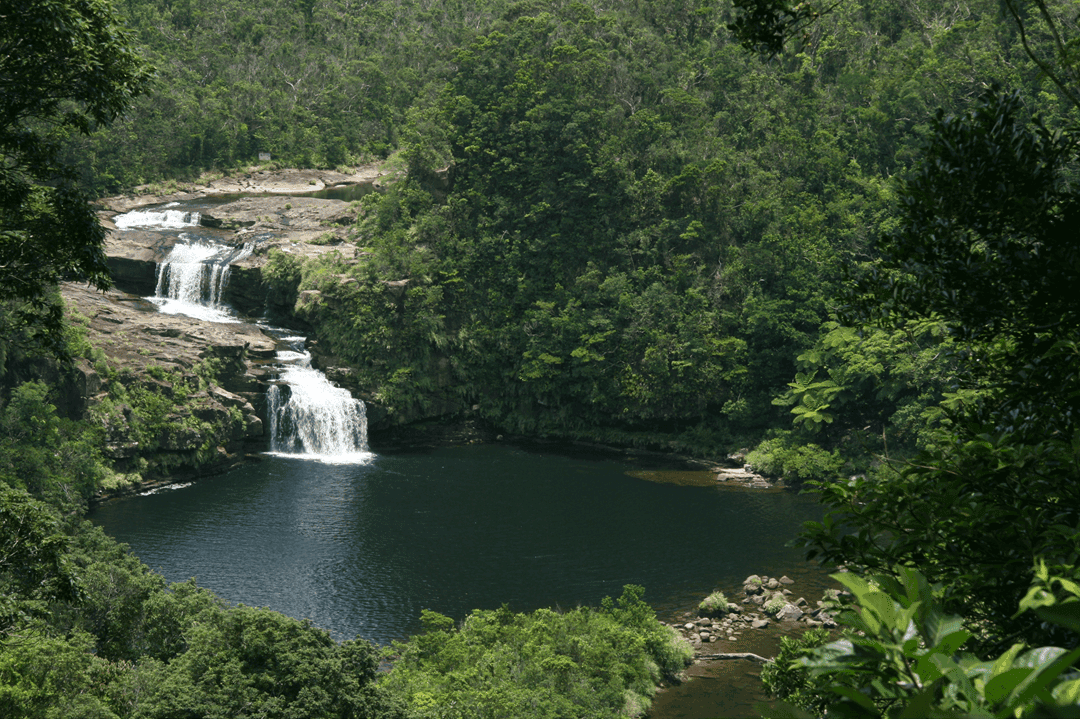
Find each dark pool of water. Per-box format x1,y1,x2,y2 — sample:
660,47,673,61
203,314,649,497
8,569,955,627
91,443,822,646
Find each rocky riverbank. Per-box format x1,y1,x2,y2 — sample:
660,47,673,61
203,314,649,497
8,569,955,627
667,573,839,658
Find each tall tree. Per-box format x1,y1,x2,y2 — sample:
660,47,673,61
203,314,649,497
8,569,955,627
0,0,152,359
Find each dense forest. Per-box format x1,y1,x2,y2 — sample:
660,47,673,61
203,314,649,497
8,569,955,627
2,0,1079,716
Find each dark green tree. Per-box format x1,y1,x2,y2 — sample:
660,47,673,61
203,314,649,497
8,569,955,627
0,0,152,358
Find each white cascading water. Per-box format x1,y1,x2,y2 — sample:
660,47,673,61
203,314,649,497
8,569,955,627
114,204,201,230
114,203,372,464
266,346,372,463
151,237,253,323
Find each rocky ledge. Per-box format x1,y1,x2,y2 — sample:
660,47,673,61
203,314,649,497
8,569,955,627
99,166,387,213
61,283,281,496
98,170,379,314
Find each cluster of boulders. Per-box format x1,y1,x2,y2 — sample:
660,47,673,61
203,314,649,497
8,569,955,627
664,574,839,653
739,574,839,628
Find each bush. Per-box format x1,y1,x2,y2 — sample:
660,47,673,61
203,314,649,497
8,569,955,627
699,591,730,615
380,585,692,719
745,436,844,484
763,594,787,616
759,628,832,715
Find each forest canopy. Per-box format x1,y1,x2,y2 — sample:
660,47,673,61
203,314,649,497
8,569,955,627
2,0,1079,716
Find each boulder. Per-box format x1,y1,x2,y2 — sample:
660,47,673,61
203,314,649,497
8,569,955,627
775,604,805,622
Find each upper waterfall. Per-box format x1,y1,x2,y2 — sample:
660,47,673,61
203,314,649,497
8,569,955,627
114,205,201,230
150,237,253,323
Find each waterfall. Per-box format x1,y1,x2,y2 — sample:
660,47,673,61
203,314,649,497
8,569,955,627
151,237,253,323
117,199,373,464
115,207,201,229
267,348,371,464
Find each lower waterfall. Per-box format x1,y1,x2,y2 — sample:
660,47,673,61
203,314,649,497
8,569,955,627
266,347,372,464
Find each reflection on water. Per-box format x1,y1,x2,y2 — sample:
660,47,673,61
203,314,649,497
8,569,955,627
91,444,823,650
626,469,721,487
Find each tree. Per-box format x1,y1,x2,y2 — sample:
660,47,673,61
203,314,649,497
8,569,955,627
762,566,1080,717
730,0,1080,665
854,88,1080,438
0,0,152,359
729,0,1080,100
0,486,77,638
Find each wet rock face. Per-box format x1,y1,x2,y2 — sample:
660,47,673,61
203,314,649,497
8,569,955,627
94,167,465,435
99,186,368,316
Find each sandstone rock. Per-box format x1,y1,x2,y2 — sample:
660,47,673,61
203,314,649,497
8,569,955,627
779,575,795,585
775,604,805,622
244,413,263,437
751,619,769,629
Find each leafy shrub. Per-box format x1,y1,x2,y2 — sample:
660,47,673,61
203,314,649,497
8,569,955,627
0,381,109,506
759,628,832,715
699,591,730,615
763,594,787,616
380,585,691,719
745,436,843,484
765,566,1080,717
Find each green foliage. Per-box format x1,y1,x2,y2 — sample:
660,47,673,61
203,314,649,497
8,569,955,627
699,591,731,616
0,486,77,637
380,585,691,719
1,492,402,719
0,628,121,719
745,435,844,484
728,0,825,56
263,248,305,311
1,0,152,358
136,604,401,719
802,420,1080,654
760,627,832,716
775,318,964,447
854,88,1080,441
799,87,1080,656
0,382,109,508
763,567,1080,718
763,593,788,616
64,0,513,187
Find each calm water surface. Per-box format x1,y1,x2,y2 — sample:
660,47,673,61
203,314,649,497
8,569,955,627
92,443,823,649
